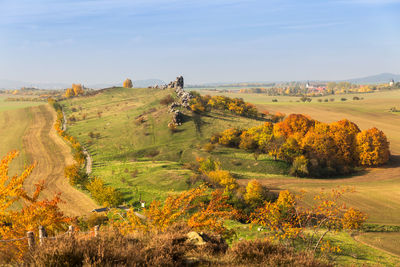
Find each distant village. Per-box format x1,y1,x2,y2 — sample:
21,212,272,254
234,79,399,96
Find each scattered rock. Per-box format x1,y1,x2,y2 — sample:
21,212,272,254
186,231,207,246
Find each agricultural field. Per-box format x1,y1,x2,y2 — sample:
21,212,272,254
0,99,97,216
0,97,44,175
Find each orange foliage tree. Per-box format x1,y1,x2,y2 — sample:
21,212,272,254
215,113,390,177
251,188,367,253
356,127,390,166
0,151,70,262
118,186,236,237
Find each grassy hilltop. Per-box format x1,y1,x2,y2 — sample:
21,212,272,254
61,87,288,204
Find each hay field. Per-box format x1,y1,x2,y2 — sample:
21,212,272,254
0,100,97,216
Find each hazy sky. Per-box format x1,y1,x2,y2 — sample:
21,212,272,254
0,0,399,84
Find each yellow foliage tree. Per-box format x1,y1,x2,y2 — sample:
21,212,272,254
207,170,238,193
123,78,133,88
244,180,264,206
65,88,74,98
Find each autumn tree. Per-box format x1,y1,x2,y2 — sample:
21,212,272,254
244,180,265,207
329,119,360,166
123,78,133,88
219,128,242,147
65,88,74,98
0,151,70,262
86,177,122,207
273,114,315,138
251,188,367,252
72,83,84,96
118,186,236,237
356,127,390,166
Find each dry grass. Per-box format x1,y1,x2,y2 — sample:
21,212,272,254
16,226,328,267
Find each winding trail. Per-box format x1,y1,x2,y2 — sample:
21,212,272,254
22,104,98,216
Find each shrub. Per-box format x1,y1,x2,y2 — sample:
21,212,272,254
168,122,178,133
64,164,88,186
25,230,191,266
135,116,146,125
86,178,122,207
244,180,266,207
218,128,242,147
160,95,174,106
227,240,330,266
290,156,309,177
203,143,216,152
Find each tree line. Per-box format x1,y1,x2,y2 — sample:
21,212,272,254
211,114,390,177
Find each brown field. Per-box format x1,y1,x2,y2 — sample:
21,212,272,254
21,105,98,216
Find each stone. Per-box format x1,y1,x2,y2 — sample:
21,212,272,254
186,231,207,246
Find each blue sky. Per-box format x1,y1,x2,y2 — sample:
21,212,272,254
0,0,399,84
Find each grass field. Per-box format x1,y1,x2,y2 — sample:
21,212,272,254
356,232,400,257
0,97,43,175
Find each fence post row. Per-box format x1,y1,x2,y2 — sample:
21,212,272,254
68,225,75,238
94,225,99,237
0,225,102,247
27,231,35,250
38,225,47,246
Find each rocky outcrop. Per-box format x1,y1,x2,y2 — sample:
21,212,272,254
166,76,193,126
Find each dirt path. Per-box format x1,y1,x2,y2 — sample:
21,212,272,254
23,104,98,216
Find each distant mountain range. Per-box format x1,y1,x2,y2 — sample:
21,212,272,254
0,79,165,90
0,73,398,90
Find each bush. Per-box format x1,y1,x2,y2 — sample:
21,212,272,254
289,156,309,177
168,122,178,133
86,178,122,207
64,164,88,186
25,230,191,266
227,240,330,266
203,143,216,152
135,116,146,125
160,95,174,106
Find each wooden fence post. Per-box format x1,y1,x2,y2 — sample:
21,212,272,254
38,225,47,245
27,231,35,250
68,225,75,238
94,225,99,237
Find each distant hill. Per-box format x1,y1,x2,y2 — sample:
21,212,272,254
0,79,166,90
343,73,400,84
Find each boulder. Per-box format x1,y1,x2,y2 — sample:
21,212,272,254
186,231,207,246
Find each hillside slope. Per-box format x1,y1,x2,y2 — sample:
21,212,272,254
61,87,288,204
